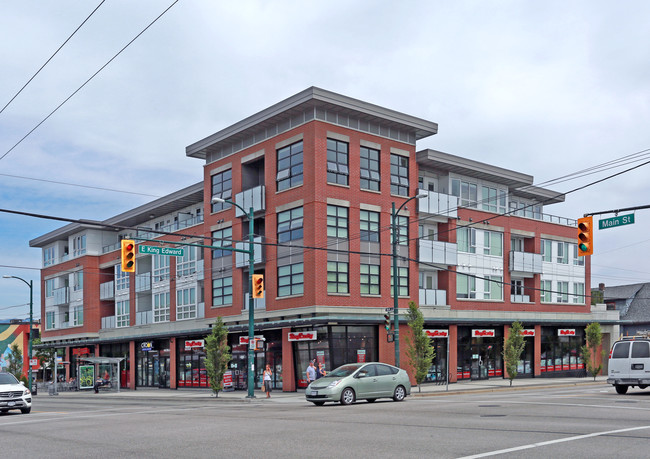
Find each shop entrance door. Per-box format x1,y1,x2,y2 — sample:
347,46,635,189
154,355,170,388
470,343,493,380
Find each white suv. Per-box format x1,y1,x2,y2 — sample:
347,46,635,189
607,338,650,394
0,373,32,414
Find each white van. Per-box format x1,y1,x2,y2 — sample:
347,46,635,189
607,338,650,394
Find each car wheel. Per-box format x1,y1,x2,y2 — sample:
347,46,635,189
312,401,325,406
615,384,629,395
639,385,648,389
20,407,31,414
340,388,355,405
393,385,406,401
367,398,376,403
0,409,7,414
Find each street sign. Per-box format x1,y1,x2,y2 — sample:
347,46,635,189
138,245,185,256
599,214,635,230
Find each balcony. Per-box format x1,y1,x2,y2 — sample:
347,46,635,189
419,289,447,306
509,251,543,275
52,287,69,306
511,294,531,303
234,185,266,218
101,315,116,329
419,240,457,266
136,310,153,325
100,281,114,300
243,293,266,310
135,272,151,292
418,190,458,218
235,237,265,267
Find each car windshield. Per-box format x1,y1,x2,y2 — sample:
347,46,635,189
0,373,18,384
327,364,363,378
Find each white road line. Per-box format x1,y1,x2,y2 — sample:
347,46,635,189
459,425,650,458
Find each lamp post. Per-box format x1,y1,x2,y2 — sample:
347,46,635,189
3,275,33,391
391,192,426,368
211,197,256,398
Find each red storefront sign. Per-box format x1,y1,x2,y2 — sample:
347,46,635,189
558,329,576,336
519,329,535,336
72,347,90,355
472,329,495,337
357,350,366,363
288,331,317,341
223,370,233,388
239,335,265,345
184,339,204,351
424,329,449,338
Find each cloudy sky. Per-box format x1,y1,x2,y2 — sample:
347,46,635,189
2,1,649,320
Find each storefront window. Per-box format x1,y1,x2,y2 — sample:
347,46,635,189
457,327,503,380
137,340,170,388
540,327,584,375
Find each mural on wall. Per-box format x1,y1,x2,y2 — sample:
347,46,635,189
0,324,25,370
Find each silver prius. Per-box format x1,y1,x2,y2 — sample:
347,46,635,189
305,362,411,406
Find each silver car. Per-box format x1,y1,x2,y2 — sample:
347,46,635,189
305,362,411,406
0,373,32,414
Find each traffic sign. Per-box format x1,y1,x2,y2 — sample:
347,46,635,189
599,214,635,230
138,245,185,256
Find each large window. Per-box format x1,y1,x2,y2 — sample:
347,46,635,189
360,146,380,191
457,274,476,299
73,271,83,291
457,227,476,253
541,239,552,262
327,205,348,238
541,279,552,302
212,277,233,306
360,263,380,295
116,300,130,328
556,242,569,264
211,170,232,212
390,154,409,196
73,234,86,257
327,261,349,294
278,263,304,297
46,311,55,330
43,247,55,266
177,287,197,320
391,215,408,245
45,279,55,297
481,186,507,213
360,210,380,242
212,227,232,258
484,276,503,300
572,283,585,304
153,292,170,323
451,178,478,208
326,138,349,185
177,246,197,277
73,305,83,326
115,267,130,291
556,281,569,303
277,141,303,191
277,207,304,243
391,266,409,297
483,231,503,256
153,254,170,282
572,244,585,266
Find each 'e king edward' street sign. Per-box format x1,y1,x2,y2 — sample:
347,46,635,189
599,214,635,230
138,245,185,256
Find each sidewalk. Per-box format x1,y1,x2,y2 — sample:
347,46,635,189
41,376,610,403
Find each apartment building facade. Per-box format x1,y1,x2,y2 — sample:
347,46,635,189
30,87,618,391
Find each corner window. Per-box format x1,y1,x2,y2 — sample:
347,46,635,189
326,139,349,185
327,261,349,294
212,277,233,306
327,205,348,239
211,170,232,212
278,263,304,297
360,146,380,191
277,141,303,191
360,210,380,242
212,227,232,258
277,207,304,243
390,154,409,196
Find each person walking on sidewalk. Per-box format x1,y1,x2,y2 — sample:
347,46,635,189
263,365,272,398
306,360,317,385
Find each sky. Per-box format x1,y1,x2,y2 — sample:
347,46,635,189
1,0,650,320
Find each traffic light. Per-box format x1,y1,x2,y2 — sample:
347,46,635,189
252,274,264,298
577,216,593,256
121,239,136,272
384,312,391,331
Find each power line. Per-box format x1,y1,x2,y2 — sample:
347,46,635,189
0,173,161,197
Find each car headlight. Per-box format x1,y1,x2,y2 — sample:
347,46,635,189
327,379,342,389
23,389,31,396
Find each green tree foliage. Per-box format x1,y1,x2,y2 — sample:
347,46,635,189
406,301,435,392
503,321,526,386
7,343,23,380
204,317,231,397
582,322,603,381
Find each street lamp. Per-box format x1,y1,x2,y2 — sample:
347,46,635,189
3,275,33,391
211,196,257,398
391,192,426,368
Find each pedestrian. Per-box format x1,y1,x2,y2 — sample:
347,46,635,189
317,362,326,379
305,360,317,385
263,364,272,398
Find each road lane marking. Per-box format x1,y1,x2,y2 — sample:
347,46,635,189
459,425,650,458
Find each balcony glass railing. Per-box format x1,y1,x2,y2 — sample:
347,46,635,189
509,251,543,274
419,289,447,306
234,185,266,218
419,240,458,266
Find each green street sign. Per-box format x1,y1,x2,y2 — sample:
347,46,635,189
138,245,185,257
599,214,635,230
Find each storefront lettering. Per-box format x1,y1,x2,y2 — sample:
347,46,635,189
72,347,90,355
558,329,576,336
288,331,317,341
184,340,205,350
472,329,495,337
519,329,535,336
141,341,153,351
424,329,449,338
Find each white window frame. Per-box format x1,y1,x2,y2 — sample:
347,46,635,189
153,292,170,323
177,287,197,320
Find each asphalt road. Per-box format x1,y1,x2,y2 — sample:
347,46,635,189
3,385,650,458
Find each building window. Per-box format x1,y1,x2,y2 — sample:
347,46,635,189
556,242,568,264
277,207,304,243
483,231,503,256
572,244,585,266
212,227,232,258
153,254,170,282
43,247,55,267
212,277,233,306
116,300,130,328
73,234,86,257
327,205,348,238
177,246,197,277
327,261,349,294
177,287,197,320
456,274,476,299
573,283,585,304
511,279,524,296
153,292,170,323
484,276,503,300
541,280,552,302
278,263,304,296
391,266,409,297
211,170,232,212
360,210,380,242
451,178,478,208
73,305,84,326
390,154,409,196
391,215,408,245
360,263,380,295
72,271,83,291
326,138,349,185
556,281,569,303
277,140,303,191
360,146,380,191
541,239,552,262
46,311,56,330
457,227,476,253
45,279,55,297
115,266,130,291
481,186,507,213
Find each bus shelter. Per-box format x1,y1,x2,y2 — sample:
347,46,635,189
78,357,125,392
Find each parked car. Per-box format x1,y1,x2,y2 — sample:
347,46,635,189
607,338,650,394
305,362,411,406
0,373,32,414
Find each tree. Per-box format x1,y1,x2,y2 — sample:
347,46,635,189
582,322,604,381
406,301,435,393
204,317,231,397
503,321,526,387
33,338,56,381
6,343,23,380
